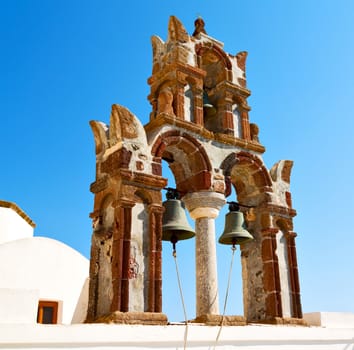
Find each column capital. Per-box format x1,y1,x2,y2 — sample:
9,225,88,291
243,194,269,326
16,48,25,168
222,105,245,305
147,203,164,214
261,227,279,236
182,191,226,220
285,231,297,238
113,198,136,209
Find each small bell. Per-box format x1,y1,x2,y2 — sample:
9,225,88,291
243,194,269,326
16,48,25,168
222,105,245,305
203,91,217,119
218,202,253,246
162,188,195,248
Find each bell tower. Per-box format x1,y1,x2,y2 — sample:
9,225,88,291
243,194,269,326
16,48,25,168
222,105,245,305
86,16,304,325
147,17,259,146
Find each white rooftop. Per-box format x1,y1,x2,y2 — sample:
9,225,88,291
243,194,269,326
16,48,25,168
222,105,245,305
1,312,354,350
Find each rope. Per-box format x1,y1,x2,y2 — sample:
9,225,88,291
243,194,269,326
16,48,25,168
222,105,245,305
213,245,237,350
173,248,189,350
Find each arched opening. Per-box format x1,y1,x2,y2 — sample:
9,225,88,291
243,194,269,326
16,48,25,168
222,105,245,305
161,161,196,322
152,131,213,322
220,152,273,320
200,49,223,133
197,45,233,134
216,188,244,316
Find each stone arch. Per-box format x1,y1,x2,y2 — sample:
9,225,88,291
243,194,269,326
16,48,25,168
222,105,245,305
196,44,233,78
196,44,233,107
134,188,153,205
275,218,293,233
220,152,275,322
195,44,237,135
221,151,272,205
151,130,212,193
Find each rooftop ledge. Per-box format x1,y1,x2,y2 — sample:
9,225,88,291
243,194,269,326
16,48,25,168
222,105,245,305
0,313,353,350
303,311,354,328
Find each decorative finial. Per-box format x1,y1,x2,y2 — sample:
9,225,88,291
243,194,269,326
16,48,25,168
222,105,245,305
192,16,207,37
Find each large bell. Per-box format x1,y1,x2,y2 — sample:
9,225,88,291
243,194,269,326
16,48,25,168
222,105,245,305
219,204,253,246
162,198,195,244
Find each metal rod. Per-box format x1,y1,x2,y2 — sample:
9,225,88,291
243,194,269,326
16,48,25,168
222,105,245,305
213,245,237,349
172,246,189,350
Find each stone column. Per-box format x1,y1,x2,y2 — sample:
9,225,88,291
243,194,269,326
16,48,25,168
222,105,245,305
147,204,164,313
286,231,302,318
261,227,282,319
118,201,135,312
193,87,204,126
183,192,226,318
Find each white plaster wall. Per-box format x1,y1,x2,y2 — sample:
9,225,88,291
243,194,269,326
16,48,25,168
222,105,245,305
0,237,89,324
232,105,242,138
0,289,39,324
231,56,246,86
181,40,196,66
0,322,354,350
71,278,89,323
184,85,193,122
0,207,34,244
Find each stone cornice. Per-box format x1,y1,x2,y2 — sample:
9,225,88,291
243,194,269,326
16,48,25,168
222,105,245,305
90,171,167,194
211,80,251,100
258,203,297,218
147,62,205,87
120,169,167,189
90,176,108,194
145,113,213,139
214,133,265,153
145,113,266,153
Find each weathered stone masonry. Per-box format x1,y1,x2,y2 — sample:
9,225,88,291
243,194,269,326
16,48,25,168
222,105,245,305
86,16,303,325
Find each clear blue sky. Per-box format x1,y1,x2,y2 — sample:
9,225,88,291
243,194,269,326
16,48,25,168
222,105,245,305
1,0,354,322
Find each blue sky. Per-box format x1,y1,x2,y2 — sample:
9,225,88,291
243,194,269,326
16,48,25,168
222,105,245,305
1,0,354,322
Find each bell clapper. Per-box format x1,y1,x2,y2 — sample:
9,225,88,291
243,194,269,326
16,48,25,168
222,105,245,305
171,234,178,257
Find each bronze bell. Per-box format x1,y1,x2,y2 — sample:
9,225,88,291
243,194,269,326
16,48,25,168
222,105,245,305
219,202,253,246
203,91,217,119
162,189,195,245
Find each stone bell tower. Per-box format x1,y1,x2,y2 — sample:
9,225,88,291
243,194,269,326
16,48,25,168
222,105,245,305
86,16,303,325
